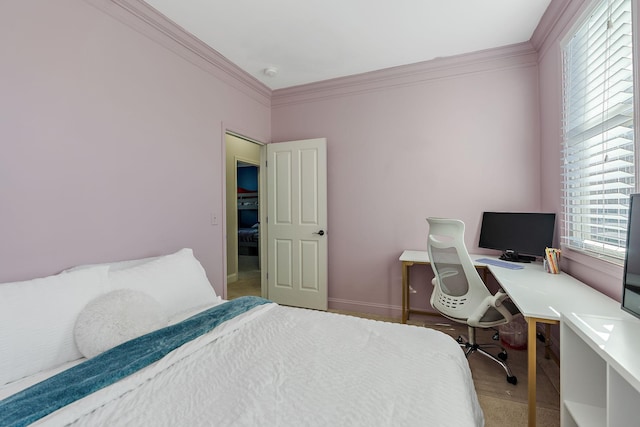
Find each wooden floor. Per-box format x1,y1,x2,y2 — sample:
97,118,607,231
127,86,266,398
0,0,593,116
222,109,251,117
227,256,262,300
227,260,560,427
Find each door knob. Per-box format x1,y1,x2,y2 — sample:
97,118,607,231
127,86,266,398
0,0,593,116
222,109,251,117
313,230,325,236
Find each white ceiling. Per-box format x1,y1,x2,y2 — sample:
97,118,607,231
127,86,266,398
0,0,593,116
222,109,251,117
144,0,552,90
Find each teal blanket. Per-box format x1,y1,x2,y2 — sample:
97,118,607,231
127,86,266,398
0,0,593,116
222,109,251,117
0,296,271,427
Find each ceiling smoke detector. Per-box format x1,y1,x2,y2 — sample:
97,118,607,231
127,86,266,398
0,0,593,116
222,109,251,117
263,67,278,77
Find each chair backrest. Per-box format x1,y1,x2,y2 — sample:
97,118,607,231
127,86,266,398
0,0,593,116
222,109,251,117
426,217,492,321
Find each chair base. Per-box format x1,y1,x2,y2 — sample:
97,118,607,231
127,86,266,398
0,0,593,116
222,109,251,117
458,327,518,385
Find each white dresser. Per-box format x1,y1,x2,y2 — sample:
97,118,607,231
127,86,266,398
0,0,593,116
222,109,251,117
561,312,640,426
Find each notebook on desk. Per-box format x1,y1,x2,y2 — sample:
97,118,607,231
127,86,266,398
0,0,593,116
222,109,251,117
474,258,524,270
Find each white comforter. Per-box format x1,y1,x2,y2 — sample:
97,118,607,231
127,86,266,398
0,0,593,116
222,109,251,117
34,303,483,427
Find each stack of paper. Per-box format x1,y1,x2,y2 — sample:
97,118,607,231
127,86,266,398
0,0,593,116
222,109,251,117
544,248,561,274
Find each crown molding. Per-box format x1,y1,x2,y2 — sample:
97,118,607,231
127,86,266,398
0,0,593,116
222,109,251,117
83,0,548,110
272,42,538,108
84,0,272,107
531,0,590,61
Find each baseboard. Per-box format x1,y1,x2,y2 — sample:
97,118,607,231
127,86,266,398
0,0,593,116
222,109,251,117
227,273,238,284
328,297,437,319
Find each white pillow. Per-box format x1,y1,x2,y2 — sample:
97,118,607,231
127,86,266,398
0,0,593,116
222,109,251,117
64,254,162,273
0,266,110,386
108,248,218,319
74,290,168,358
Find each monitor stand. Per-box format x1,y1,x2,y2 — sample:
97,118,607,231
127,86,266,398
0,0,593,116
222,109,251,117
499,250,535,263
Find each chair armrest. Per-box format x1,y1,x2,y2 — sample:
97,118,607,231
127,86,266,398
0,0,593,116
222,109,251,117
467,292,514,327
493,291,515,322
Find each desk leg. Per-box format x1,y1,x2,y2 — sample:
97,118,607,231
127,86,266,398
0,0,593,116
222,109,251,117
527,317,537,427
401,261,412,324
526,318,558,427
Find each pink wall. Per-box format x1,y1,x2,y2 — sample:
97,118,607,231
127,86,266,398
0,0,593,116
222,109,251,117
0,0,271,295
3,0,626,319
272,46,543,315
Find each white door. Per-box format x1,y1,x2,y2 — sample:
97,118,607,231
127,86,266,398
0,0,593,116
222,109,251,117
266,138,327,310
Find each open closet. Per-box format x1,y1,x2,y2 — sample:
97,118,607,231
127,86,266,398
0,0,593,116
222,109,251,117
236,163,260,258
225,133,262,299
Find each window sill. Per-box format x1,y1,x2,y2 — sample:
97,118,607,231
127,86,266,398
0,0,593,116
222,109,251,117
561,246,624,278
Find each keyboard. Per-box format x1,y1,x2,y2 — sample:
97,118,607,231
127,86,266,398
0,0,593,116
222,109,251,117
474,258,525,270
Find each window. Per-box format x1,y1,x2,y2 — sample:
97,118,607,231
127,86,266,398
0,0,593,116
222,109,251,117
562,0,635,262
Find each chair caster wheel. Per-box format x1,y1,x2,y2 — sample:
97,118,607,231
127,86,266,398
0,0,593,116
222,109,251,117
492,332,500,341
507,375,518,385
498,351,508,361
456,336,464,344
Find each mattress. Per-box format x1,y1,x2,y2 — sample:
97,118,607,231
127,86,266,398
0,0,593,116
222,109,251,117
238,227,259,243
9,302,483,427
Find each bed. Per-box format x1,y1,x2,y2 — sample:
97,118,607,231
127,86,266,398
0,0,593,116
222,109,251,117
237,188,259,254
0,248,484,426
238,224,259,250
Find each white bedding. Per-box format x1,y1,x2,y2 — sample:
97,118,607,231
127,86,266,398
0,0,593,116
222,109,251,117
28,302,483,427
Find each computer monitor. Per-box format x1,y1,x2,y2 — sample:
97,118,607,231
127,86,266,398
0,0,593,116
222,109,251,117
478,212,556,263
622,194,640,320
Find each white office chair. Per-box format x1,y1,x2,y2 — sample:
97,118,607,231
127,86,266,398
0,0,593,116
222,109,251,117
426,217,519,385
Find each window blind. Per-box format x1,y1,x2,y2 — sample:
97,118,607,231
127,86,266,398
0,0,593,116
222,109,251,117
562,0,635,261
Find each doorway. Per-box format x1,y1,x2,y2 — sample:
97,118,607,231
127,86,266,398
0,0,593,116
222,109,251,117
224,134,328,309
225,133,262,299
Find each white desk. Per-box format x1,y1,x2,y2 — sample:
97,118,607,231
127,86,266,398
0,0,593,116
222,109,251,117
399,250,624,427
